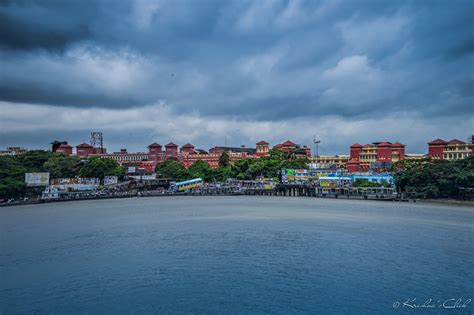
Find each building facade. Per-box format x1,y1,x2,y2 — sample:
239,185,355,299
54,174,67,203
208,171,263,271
428,138,473,160
346,141,405,172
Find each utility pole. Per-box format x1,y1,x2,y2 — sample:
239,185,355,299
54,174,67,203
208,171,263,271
313,136,321,157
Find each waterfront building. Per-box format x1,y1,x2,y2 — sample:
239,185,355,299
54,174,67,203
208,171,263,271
76,143,95,157
256,141,270,157
209,146,256,155
56,144,73,155
347,141,405,172
94,149,150,163
428,138,473,160
309,155,349,169
165,142,179,159
273,140,311,158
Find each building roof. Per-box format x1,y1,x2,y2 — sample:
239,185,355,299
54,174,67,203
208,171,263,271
148,142,162,147
76,143,93,148
182,143,195,148
281,140,296,146
376,141,392,147
256,140,269,145
165,142,178,147
428,138,447,145
350,143,363,148
392,142,405,147
363,144,373,148
210,146,256,153
274,144,283,148
58,144,72,148
447,139,465,145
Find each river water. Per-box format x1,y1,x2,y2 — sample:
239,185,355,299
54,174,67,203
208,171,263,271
1,196,473,314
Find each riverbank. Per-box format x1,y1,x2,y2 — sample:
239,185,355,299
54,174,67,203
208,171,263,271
5,191,473,208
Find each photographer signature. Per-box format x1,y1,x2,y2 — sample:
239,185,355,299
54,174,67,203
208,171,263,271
393,298,471,309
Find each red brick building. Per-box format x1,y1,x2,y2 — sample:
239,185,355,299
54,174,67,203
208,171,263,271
76,143,95,157
428,138,473,160
62,139,312,171
273,140,311,157
165,142,178,159
346,141,405,172
56,143,73,155
256,141,270,157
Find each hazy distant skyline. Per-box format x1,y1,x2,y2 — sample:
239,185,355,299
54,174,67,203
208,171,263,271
1,0,473,154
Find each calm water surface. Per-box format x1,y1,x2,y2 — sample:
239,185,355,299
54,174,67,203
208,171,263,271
1,196,473,314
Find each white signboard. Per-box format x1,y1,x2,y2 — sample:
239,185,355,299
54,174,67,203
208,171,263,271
104,176,118,185
127,166,136,173
50,177,100,191
25,173,50,187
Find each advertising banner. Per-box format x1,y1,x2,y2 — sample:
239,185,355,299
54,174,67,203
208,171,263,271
25,173,50,187
50,177,100,191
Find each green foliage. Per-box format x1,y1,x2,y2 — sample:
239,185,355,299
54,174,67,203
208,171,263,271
218,151,230,167
16,150,54,172
0,156,27,198
43,155,81,178
393,156,474,198
155,158,188,181
282,157,310,169
188,160,211,180
79,158,125,181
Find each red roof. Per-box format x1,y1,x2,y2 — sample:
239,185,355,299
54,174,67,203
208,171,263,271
58,144,72,148
448,139,465,145
350,143,363,148
377,142,392,147
256,140,269,145
363,144,373,148
392,142,405,147
428,138,447,145
182,143,194,148
76,143,93,148
148,142,162,147
274,144,283,148
281,140,296,146
165,142,178,147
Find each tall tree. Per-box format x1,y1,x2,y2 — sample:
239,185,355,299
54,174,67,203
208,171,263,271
43,155,81,178
0,156,27,198
79,158,125,181
218,151,230,167
16,150,54,172
155,159,187,180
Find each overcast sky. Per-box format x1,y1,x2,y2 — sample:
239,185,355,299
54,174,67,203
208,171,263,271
0,0,473,154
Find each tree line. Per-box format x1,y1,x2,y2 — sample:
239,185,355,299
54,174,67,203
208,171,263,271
155,149,310,182
392,156,474,198
2,148,472,200
0,150,125,199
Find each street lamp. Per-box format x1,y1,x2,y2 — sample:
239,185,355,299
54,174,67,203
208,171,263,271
313,136,321,157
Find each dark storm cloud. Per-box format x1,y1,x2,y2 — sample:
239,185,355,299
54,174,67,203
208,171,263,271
0,0,97,51
0,0,473,121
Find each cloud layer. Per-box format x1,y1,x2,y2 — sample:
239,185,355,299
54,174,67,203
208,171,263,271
1,0,473,153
